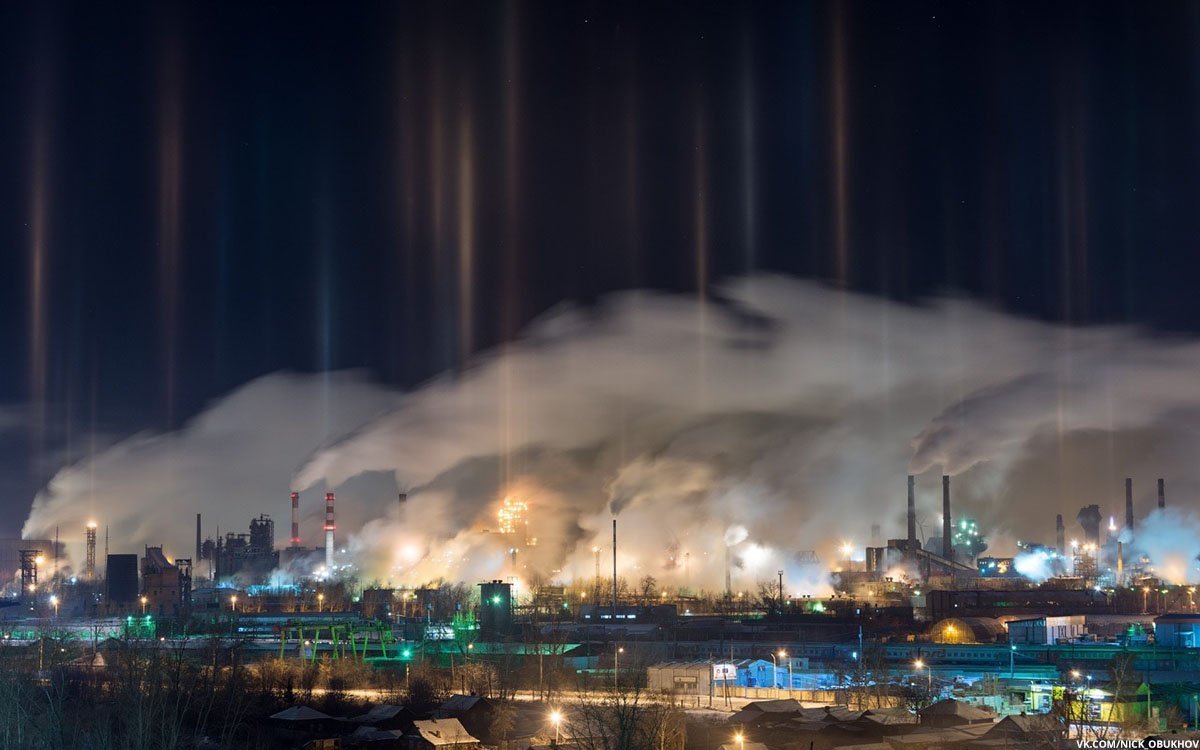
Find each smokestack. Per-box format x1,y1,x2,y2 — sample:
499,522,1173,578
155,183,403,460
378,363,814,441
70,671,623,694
1125,477,1134,530
1055,514,1065,554
906,475,917,550
1157,478,1165,510
612,519,618,616
195,513,202,562
870,524,881,547
399,492,407,507
942,475,952,559
725,545,732,598
290,492,301,547
324,492,336,569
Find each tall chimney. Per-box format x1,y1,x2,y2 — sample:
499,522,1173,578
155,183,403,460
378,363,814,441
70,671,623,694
907,475,917,550
1125,477,1134,530
1055,514,1065,554
942,475,952,559
612,518,619,615
290,492,301,547
1157,478,1165,510
324,492,336,569
195,513,202,562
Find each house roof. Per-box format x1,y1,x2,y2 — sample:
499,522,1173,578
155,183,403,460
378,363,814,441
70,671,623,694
270,705,331,722
886,724,994,745
984,715,1064,737
729,699,804,723
412,718,480,747
441,694,490,713
918,699,995,722
350,704,409,723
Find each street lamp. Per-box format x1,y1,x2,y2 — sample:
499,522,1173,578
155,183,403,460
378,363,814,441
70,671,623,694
140,596,148,615
1010,644,1016,679
318,592,325,612
914,659,931,693
734,732,745,750
614,646,624,690
231,595,238,613
549,710,563,743
49,594,58,618
771,649,790,691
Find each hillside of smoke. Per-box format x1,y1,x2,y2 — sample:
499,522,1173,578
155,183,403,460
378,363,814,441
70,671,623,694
20,276,1200,594
22,372,402,575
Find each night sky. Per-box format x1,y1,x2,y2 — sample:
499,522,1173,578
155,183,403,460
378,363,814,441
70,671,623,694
2,0,1200,532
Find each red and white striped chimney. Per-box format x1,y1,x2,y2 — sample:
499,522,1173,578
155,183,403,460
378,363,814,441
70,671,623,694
324,492,336,569
290,492,301,547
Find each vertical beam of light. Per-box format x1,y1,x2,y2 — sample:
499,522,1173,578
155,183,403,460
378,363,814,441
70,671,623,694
317,184,335,433
740,25,758,273
625,51,641,286
157,41,183,428
830,4,850,289
500,0,522,489
28,92,49,450
456,101,475,366
396,46,419,384
429,53,450,371
693,101,710,409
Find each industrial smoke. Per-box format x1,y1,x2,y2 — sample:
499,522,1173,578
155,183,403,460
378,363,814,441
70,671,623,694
20,276,1200,591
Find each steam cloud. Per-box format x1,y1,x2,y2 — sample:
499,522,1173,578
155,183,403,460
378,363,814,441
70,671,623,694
22,276,1200,591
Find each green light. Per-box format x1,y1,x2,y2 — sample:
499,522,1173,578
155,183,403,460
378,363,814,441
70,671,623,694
402,649,411,658
491,595,501,605
562,601,569,609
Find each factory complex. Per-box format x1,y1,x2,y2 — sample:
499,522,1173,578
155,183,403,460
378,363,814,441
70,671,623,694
3,476,1200,747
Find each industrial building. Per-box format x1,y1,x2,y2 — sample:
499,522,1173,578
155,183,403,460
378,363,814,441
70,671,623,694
141,546,193,618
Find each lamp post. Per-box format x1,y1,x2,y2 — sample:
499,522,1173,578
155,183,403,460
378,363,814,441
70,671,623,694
550,710,563,743
614,646,624,690
776,649,791,691
734,732,745,750
914,659,931,693
49,594,58,619
1010,644,1016,679
231,595,238,613
140,596,148,615
318,592,325,613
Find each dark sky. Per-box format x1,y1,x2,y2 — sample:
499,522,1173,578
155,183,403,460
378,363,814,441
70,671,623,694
2,0,1200,533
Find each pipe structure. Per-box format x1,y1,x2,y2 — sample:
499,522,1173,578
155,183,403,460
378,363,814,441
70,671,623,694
324,492,336,570
1055,514,1065,554
942,475,952,559
290,492,301,547
1158,478,1165,510
611,519,618,617
906,475,917,551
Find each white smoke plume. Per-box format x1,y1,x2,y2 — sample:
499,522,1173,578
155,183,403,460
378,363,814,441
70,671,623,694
22,277,1200,593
